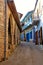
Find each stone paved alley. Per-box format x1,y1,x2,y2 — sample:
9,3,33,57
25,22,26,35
0,42,43,65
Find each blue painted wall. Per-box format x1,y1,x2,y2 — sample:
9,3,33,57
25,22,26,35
20,33,24,41
20,11,33,42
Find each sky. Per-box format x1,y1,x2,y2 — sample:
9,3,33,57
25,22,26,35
14,0,36,15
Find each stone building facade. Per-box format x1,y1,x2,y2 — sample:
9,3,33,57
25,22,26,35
0,0,22,61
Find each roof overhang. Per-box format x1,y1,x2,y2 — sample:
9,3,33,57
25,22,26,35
22,24,33,32
7,0,22,32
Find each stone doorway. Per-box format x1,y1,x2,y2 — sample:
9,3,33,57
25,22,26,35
14,34,15,44
8,18,12,49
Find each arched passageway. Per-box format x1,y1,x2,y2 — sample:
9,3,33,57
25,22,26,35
14,26,16,44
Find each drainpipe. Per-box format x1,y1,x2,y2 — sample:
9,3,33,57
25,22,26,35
4,0,7,60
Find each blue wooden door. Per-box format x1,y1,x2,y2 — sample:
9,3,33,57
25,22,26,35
26,33,29,42
30,31,32,39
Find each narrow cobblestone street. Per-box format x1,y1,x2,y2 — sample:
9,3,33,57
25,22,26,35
0,0,43,65
0,42,43,65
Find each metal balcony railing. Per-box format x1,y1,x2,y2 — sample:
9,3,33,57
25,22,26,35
32,15,40,25
7,0,13,2
33,14,40,21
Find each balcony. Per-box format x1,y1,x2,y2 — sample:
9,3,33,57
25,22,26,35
32,15,40,25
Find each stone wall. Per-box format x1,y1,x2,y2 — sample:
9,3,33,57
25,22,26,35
6,5,20,59
0,1,20,61
0,0,5,61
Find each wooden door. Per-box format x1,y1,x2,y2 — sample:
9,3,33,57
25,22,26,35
40,27,42,45
35,31,38,45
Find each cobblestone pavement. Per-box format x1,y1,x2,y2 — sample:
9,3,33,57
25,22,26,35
0,42,43,65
